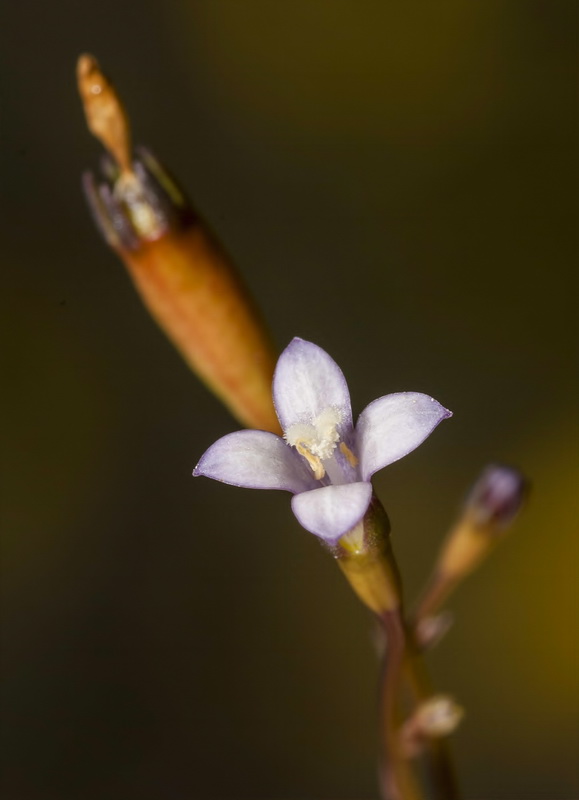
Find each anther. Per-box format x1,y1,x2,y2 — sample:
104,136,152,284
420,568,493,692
296,443,325,480
340,441,359,467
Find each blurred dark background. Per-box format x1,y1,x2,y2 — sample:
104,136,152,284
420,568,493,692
1,2,577,798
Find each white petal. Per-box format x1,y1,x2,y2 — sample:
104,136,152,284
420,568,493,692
291,482,372,543
194,430,315,493
273,338,353,432
356,393,452,481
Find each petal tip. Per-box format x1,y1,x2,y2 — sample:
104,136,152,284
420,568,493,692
356,392,453,480
284,335,314,353
427,396,453,421
428,396,452,419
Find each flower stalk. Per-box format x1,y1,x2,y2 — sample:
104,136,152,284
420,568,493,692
401,652,462,800
332,502,420,800
78,54,280,433
379,609,422,800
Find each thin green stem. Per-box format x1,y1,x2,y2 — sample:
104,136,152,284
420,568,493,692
379,610,422,800
384,547,461,800
402,648,461,800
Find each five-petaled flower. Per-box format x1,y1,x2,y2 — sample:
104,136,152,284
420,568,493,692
194,338,451,544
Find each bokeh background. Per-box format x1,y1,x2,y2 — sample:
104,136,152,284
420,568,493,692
1,2,577,798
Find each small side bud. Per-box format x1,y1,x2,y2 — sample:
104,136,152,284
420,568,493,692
400,695,464,758
334,497,402,615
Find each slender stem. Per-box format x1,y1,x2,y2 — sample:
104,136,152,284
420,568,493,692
378,610,422,800
412,571,457,628
412,573,454,626
384,547,461,800
403,644,461,800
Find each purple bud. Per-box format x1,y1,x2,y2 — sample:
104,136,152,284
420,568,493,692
466,464,528,529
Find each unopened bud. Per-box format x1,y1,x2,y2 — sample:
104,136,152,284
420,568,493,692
435,464,528,580
465,464,528,530
412,465,528,628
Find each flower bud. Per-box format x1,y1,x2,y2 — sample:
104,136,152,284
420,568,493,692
436,464,528,580
412,464,528,629
465,464,528,530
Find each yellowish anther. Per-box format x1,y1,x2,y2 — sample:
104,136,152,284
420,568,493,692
285,406,344,479
340,441,359,467
77,53,133,177
296,443,325,480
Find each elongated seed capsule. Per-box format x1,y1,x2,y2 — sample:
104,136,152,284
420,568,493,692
78,55,280,433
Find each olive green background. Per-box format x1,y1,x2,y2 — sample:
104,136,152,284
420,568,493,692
1,2,577,798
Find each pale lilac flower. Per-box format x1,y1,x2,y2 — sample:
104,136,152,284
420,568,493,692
194,338,451,544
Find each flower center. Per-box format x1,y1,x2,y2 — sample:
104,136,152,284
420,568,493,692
285,408,344,480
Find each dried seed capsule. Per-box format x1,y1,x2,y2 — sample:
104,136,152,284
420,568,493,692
78,55,280,433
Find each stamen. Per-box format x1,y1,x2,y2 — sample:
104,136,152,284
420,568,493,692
284,406,344,479
340,442,359,467
295,444,325,480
